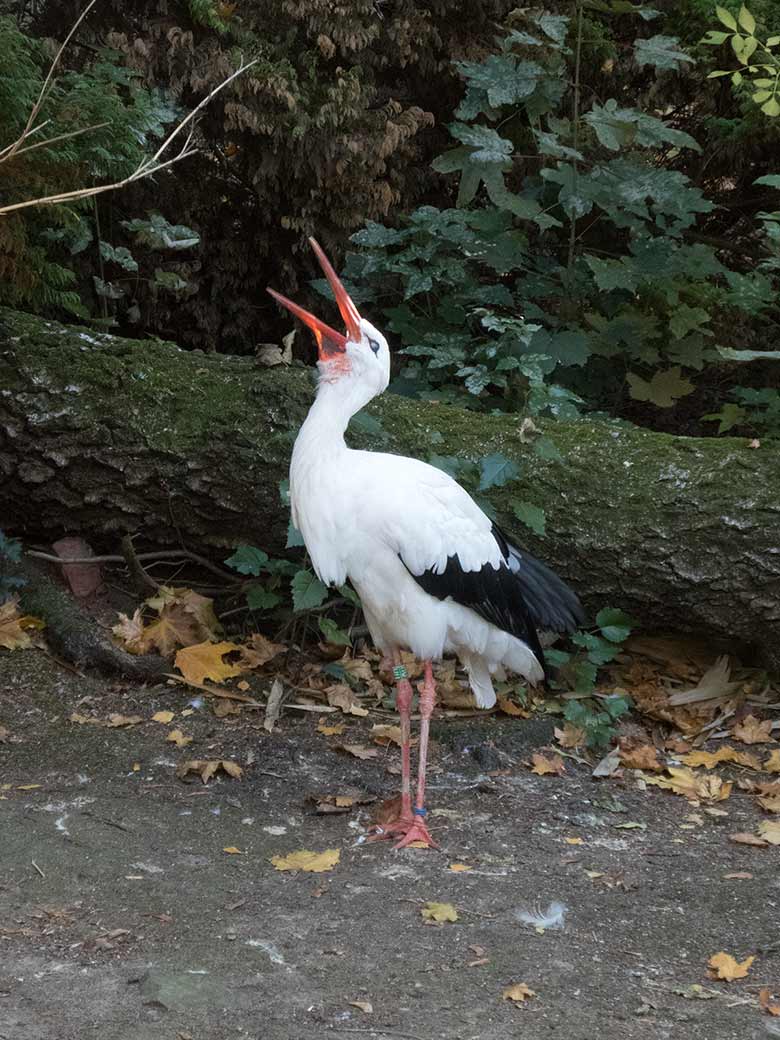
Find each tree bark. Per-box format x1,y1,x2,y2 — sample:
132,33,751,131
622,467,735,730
1,307,779,669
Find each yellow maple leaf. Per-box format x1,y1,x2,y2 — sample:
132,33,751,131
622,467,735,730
166,728,192,747
174,640,244,685
764,750,780,773
152,710,175,724
644,766,731,803
733,715,774,745
420,902,458,923
758,820,780,845
681,747,762,770
530,752,565,776
270,849,340,872
502,983,536,1002
708,951,755,981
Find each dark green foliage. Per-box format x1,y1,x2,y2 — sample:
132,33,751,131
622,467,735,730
344,6,780,428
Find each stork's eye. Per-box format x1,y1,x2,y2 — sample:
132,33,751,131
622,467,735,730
368,337,380,356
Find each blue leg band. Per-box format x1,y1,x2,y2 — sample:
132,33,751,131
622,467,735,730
414,807,427,817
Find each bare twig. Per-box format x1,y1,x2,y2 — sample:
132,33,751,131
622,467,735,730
28,547,239,582
31,860,45,878
0,54,257,216
121,535,160,594
0,0,101,165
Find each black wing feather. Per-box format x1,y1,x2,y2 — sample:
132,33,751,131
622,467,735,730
404,523,584,674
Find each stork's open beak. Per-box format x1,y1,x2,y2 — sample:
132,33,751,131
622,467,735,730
267,237,362,361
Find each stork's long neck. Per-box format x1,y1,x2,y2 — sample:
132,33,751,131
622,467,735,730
293,375,376,465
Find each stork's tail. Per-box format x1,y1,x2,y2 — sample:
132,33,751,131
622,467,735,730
461,654,497,709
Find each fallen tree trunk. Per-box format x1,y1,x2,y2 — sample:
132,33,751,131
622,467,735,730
1,307,779,669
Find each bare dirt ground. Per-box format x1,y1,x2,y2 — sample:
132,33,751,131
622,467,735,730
1,650,777,1040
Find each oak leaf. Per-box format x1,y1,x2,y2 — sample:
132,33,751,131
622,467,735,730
420,902,458,923
270,848,340,872
708,951,755,981
174,641,244,685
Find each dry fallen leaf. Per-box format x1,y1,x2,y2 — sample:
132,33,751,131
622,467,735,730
564,836,584,845
497,695,530,718
317,718,346,736
643,766,731,803
760,988,780,1017
264,678,285,733
619,743,664,772
349,1000,373,1015
502,983,536,1003
757,820,780,845
530,752,565,777
758,794,780,813
554,723,585,748
723,872,753,880
307,789,376,814
166,728,192,748
732,715,774,745
174,641,245,685
239,632,287,669
729,831,768,847
176,759,243,784
327,684,369,717
668,656,740,705
270,849,340,872
708,951,755,981
107,713,143,728
223,846,243,855
337,743,379,760
680,747,763,771
764,750,780,773
420,902,458,923
449,863,473,872
371,724,404,746
152,710,175,724
0,599,43,651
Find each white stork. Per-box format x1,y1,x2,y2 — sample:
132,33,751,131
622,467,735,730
268,239,583,849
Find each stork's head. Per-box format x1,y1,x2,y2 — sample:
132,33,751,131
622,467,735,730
268,238,390,399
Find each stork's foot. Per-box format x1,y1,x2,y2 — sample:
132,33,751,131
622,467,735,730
393,812,438,850
366,795,413,842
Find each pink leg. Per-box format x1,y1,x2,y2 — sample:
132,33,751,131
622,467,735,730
394,661,438,850
368,654,414,839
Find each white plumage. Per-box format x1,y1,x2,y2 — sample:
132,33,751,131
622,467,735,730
269,238,582,848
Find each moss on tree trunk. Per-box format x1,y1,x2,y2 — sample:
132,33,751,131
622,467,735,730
1,307,779,669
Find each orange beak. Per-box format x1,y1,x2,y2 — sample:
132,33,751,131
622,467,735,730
267,237,362,360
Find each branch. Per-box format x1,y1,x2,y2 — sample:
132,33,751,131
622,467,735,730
0,0,101,165
0,18,257,217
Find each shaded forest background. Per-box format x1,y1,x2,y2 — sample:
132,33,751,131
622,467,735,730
2,0,779,437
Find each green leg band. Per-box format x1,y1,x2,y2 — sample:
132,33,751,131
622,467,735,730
393,664,408,681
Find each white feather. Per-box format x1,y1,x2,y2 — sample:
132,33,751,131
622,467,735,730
515,901,568,931
290,319,544,699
